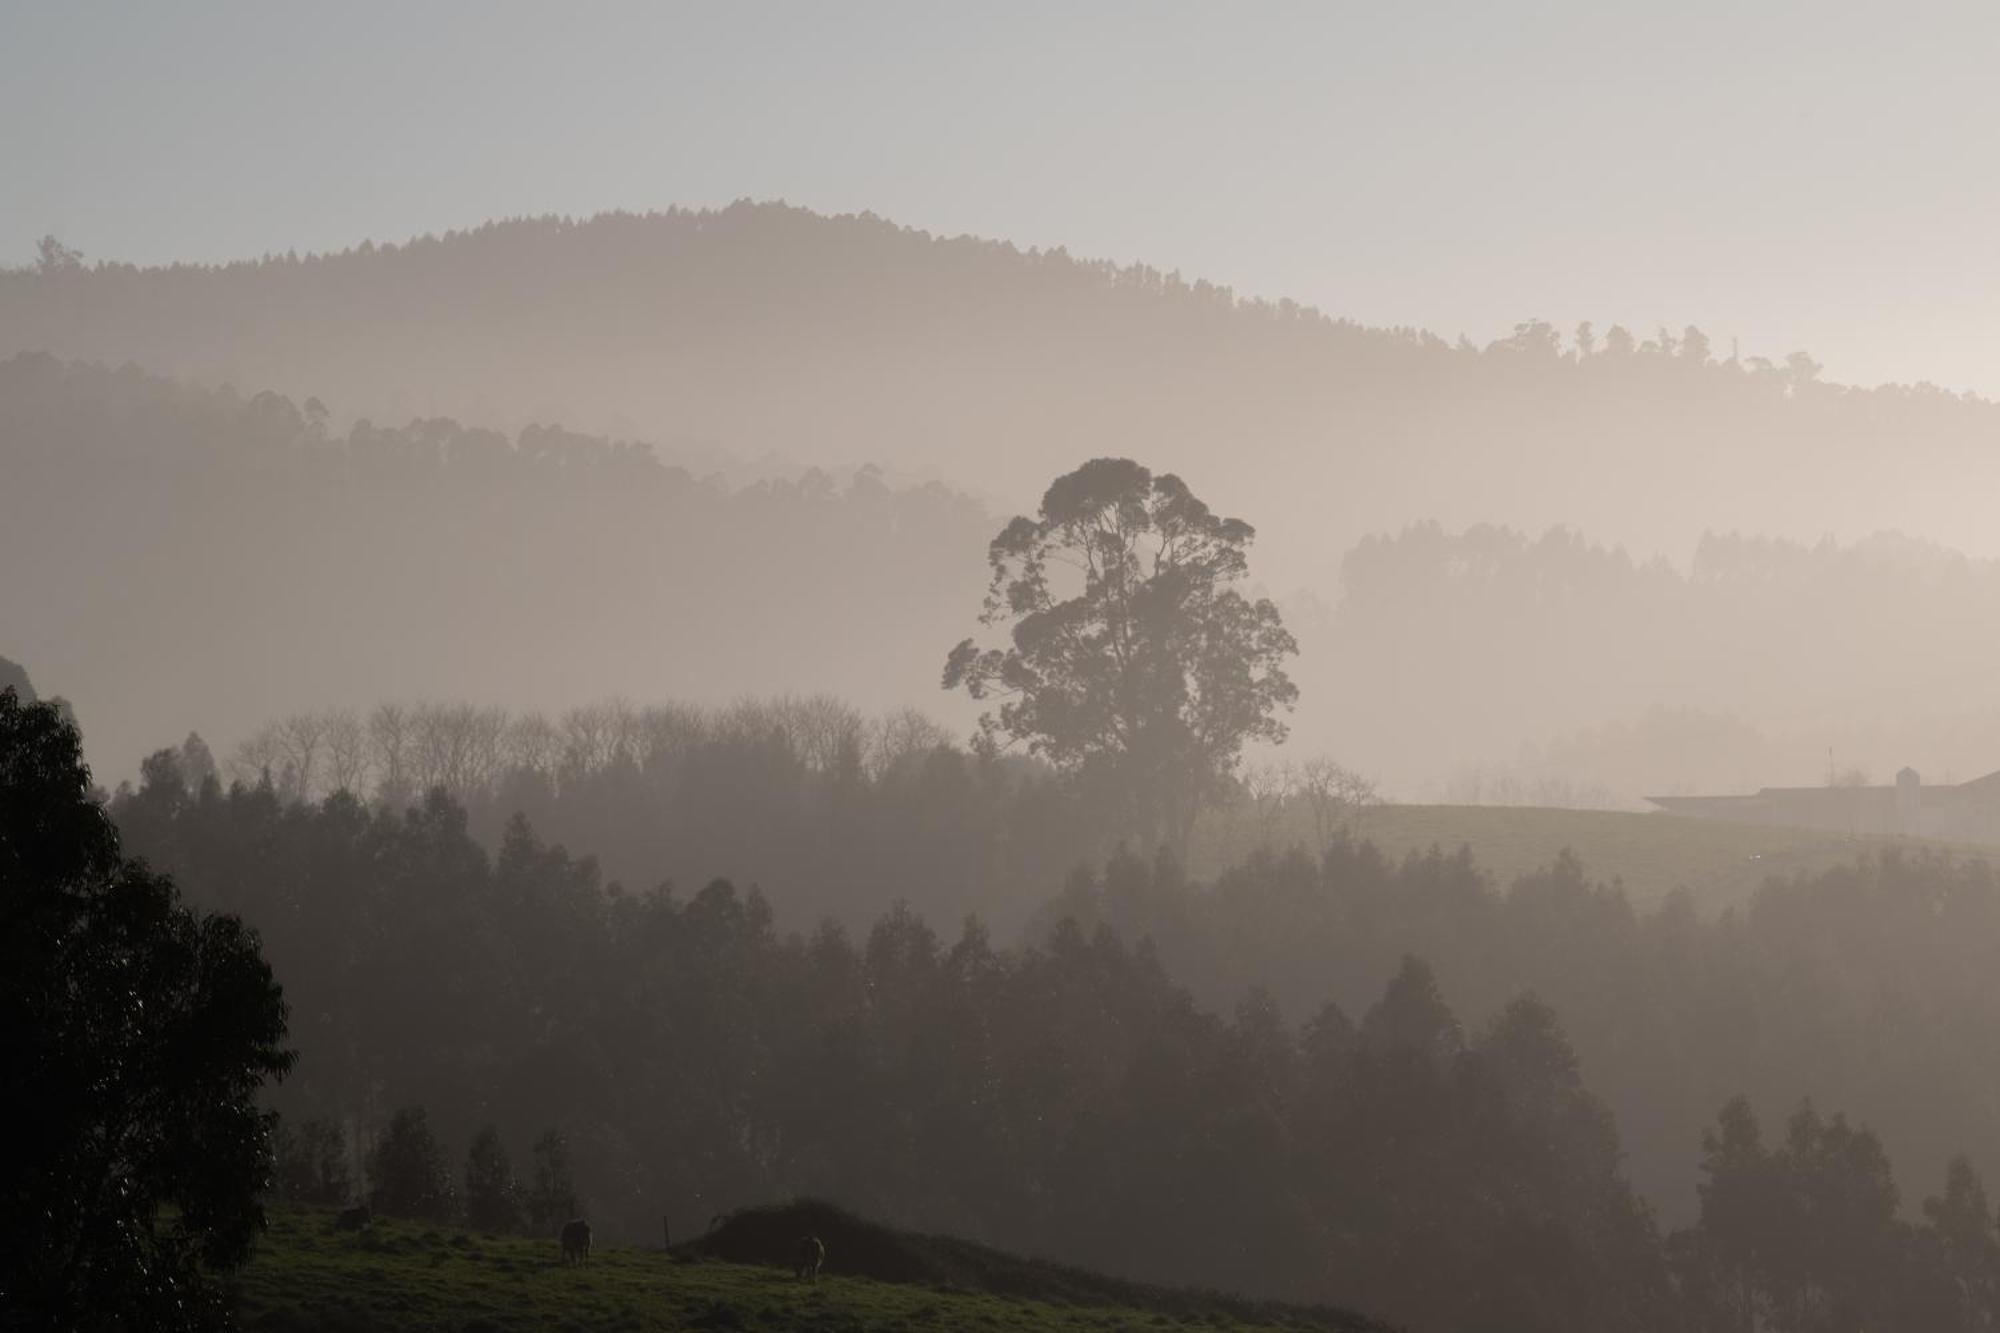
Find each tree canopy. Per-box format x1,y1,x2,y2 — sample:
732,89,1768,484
0,688,292,1330
945,458,1297,847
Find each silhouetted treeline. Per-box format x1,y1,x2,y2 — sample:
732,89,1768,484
1040,839,2000,1235
1672,1098,2000,1333
109,765,1670,1328
198,695,1102,932
1313,521,2000,795
9,202,1998,592
0,353,989,783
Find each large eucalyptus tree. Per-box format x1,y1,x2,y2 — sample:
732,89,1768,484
944,457,1297,849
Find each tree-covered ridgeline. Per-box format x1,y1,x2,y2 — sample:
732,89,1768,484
0,352,993,788
13,204,2000,664
163,695,1105,936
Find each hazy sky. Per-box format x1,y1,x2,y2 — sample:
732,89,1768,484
6,1,2000,394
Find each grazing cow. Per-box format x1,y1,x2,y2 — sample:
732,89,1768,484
560,1218,593,1266
334,1203,371,1232
795,1234,825,1283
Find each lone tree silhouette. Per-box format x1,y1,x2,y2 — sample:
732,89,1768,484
0,687,292,1331
944,457,1297,849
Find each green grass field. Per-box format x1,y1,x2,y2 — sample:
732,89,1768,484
1191,804,1993,915
233,1207,1390,1333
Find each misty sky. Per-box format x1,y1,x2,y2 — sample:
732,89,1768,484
5,1,2000,395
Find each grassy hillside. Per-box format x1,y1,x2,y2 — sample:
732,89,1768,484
1192,803,1991,914
234,1206,1393,1333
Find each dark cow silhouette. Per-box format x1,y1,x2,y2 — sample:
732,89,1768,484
560,1218,593,1266
795,1234,825,1282
334,1203,371,1232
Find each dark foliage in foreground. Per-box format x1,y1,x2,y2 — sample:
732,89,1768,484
0,690,291,1331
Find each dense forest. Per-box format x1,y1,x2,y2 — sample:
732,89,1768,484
1039,838,2000,1225
103,754,2000,1332
201,695,1099,934
7,203,1999,583
115,716,2000,1231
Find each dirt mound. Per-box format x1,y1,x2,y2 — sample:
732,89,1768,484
677,1199,1391,1330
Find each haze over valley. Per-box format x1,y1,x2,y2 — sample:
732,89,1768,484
10,229,2000,800
11,8,2000,1332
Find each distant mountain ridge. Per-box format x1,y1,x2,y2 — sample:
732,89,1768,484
8,200,2000,575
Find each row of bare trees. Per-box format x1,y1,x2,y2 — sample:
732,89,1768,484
1204,756,1382,868
229,696,959,806
1232,756,1376,840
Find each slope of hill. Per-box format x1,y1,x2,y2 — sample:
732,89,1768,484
0,353,990,782
9,202,2000,581
1191,802,1993,915
235,1206,1394,1333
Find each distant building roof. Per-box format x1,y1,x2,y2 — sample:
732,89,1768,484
1647,769,2000,810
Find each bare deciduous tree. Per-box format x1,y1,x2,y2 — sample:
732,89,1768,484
325,709,371,796
636,703,708,774
867,706,953,778
559,703,616,777
1294,755,1379,846
231,722,284,789
783,694,867,774
506,711,561,781
369,704,413,807
276,711,331,803
1241,761,1293,839
408,702,510,799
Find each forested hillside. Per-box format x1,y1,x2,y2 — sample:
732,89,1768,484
8,202,1999,583
201,695,1102,935
0,353,988,781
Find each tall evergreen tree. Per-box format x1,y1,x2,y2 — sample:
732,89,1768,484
0,687,292,1330
463,1126,524,1234
368,1107,455,1222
